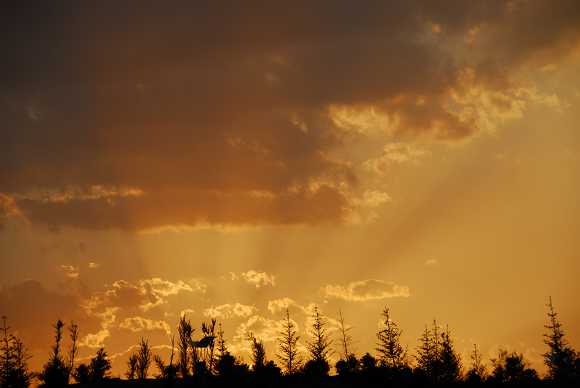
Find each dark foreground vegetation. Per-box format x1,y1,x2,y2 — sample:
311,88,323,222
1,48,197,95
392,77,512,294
1,298,578,388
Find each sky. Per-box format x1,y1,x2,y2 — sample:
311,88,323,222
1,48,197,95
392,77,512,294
1,0,580,377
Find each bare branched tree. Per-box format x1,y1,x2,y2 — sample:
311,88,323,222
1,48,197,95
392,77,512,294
67,321,79,382
337,309,353,360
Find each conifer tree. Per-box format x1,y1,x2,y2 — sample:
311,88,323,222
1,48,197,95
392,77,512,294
277,308,301,375
38,320,69,388
248,332,266,371
306,307,333,363
415,325,434,376
376,307,407,369
0,317,32,388
543,296,577,383
438,326,462,384
415,320,443,382
216,323,228,359
304,306,333,377
465,343,486,383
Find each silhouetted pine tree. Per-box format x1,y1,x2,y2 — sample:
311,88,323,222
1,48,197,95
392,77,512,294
277,308,301,375
376,307,407,370
465,344,486,384
416,325,435,379
38,320,68,388
438,326,462,384
543,296,578,384
304,307,332,377
1,317,32,388
248,332,266,371
216,323,228,359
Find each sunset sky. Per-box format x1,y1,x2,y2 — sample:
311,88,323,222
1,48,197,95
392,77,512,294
1,1,579,377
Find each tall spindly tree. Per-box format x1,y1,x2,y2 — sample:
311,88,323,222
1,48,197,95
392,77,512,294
277,308,301,375
304,307,333,377
337,309,353,360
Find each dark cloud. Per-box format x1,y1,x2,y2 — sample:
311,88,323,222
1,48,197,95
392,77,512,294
1,1,579,229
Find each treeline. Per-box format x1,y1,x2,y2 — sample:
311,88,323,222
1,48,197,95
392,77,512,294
1,298,579,387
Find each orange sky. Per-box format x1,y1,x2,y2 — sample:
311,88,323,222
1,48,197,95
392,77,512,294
1,0,579,377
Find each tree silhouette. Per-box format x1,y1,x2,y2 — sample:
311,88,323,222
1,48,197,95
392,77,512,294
201,319,217,373
38,320,68,388
215,352,250,381
277,308,301,375
543,296,578,384
360,352,377,373
72,348,111,384
438,326,462,384
305,306,332,377
89,348,111,381
465,343,486,384
335,354,360,377
490,349,539,385
72,363,90,384
66,321,78,384
177,315,193,378
376,307,407,370
337,309,353,361
1,316,32,388
154,335,177,381
136,337,152,379
248,332,266,371
125,354,138,380
216,323,228,359
416,324,435,378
